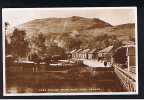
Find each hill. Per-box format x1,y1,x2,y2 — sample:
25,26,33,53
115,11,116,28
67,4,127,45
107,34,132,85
8,16,135,51
17,16,112,36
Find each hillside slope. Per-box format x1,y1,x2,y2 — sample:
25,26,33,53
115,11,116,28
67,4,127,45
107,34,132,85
17,16,112,35
7,16,135,51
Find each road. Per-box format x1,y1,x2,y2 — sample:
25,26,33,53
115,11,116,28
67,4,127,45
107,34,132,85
83,59,111,67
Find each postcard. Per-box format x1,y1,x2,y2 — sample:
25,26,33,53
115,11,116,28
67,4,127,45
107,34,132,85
2,7,138,96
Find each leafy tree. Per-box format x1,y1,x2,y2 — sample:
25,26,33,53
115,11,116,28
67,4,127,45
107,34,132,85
46,45,65,56
58,33,81,51
5,22,11,55
32,33,46,56
10,28,29,59
113,40,123,49
63,37,81,50
6,38,11,55
5,22,10,32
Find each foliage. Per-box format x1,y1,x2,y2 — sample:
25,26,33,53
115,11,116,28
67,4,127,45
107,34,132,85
46,45,65,56
30,32,122,55
32,33,46,56
10,28,29,59
59,34,81,50
6,38,11,55
31,33,66,57
5,22,10,31
77,34,122,50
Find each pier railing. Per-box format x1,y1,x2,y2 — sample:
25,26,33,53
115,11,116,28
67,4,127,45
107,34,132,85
113,64,136,92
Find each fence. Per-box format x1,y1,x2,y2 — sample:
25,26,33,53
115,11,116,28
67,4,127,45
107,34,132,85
113,64,136,91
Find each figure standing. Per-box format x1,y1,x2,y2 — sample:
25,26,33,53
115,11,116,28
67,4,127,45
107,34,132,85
104,61,107,67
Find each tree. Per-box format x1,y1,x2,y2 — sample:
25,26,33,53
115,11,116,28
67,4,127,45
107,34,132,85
10,28,29,59
33,33,46,56
113,40,122,49
58,33,81,51
63,37,81,50
46,45,65,56
5,22,10,55
6,38,11,55
5,22,9,33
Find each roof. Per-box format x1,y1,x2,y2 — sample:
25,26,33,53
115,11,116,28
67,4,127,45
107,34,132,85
81,49,90,53
122,44,135,48
89,48,97,53
75,49,83,53
122,41,135,45
70,49,77,53
98,46,113,53
116,44,135,51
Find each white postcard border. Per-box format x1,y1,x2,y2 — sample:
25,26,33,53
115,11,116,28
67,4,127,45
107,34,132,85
2,7,138,96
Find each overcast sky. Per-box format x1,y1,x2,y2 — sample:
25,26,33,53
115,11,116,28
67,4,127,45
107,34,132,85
2,7,136,27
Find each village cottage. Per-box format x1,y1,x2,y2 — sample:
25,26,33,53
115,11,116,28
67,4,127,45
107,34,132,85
75,49,83,59
98,45,114,62
88,48,97,60
79,49,90,59
70,49,77,58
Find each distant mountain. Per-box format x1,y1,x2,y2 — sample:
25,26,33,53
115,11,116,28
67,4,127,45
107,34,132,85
7,16,135,50
78,23,135,41
110,23,135,41
16,16,112,36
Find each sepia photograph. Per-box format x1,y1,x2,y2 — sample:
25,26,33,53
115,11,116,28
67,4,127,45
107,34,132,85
2,7,138,96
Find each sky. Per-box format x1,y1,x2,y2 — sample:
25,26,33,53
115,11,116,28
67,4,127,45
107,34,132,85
2,7,137,27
